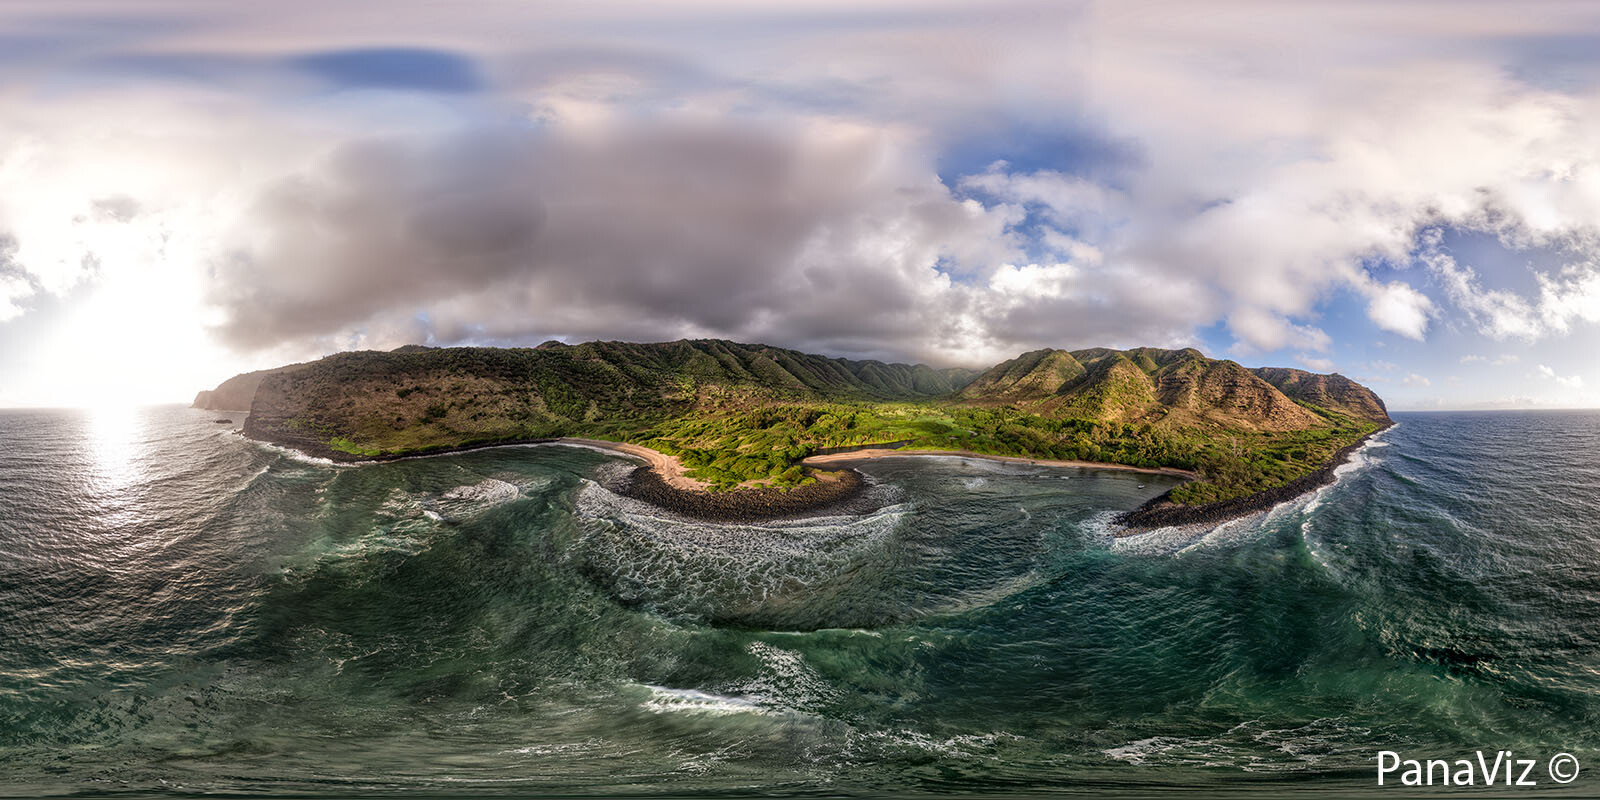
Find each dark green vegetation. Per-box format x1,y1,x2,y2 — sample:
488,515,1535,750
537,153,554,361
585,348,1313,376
211,339,1388,503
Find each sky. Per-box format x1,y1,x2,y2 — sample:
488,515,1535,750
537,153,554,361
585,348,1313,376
2,1,1600,410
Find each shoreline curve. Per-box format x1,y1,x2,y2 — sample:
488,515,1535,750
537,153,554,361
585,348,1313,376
551,438,873,521
237,425,876,522
234,418,1388,528
1113,423,1393,534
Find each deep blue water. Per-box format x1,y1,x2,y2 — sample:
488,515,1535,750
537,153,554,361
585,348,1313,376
2,407,1599,796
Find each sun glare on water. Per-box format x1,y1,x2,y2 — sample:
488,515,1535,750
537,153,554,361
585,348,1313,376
84,402,147,493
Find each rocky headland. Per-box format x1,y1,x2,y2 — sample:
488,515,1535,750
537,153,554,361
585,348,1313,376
1115,423,1393,532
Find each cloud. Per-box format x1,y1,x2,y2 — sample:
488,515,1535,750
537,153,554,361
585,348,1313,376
1424,249,1543,339
1538,263,1600,334
0,235,33,322
1462,353,1521,365
0,275,29,322
1366,281,1434,340
1297,354,1336,372
1422,239,1600,343
1224,308,1330,353
9,0,1600,384
1404,373,1431,387
1537,364,1585,388
206,116,1192,365
957,164,1123,241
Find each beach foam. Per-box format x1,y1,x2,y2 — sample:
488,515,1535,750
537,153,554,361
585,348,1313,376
569,479,910,623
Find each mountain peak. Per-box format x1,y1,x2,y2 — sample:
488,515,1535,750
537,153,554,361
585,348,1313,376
957,346,1389,429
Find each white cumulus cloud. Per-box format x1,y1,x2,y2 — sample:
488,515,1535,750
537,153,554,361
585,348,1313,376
1366,281,1435,340
1537,364,1585,388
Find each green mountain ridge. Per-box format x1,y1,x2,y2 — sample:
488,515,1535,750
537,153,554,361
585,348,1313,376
959,346,1358,432
198,338,1388,504
1250,366,1391,423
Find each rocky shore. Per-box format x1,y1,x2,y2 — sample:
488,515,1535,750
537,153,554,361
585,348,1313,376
614,465,872,522
1115,424,1393,533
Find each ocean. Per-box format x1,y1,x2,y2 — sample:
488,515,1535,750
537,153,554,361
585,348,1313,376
2,406,1598,796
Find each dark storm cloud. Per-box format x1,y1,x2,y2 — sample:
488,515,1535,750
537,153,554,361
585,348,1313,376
211,131,544,346
208,119,1019,360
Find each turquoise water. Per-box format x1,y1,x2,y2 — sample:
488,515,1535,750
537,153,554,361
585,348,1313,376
2,406,1599,796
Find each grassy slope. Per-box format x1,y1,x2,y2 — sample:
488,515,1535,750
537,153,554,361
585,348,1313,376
234,340,1386,502
632,400,1379,501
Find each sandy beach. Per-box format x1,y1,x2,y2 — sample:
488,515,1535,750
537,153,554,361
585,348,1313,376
551,437,710,490
802,447,1198,479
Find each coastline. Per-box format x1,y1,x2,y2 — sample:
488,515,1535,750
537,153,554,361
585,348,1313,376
555,438,871,521
551,437,710,491
235,417,1390,529
235,424,874,521
1113,423,1393,534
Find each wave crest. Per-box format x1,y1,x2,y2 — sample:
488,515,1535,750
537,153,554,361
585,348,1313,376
568,479,909,626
